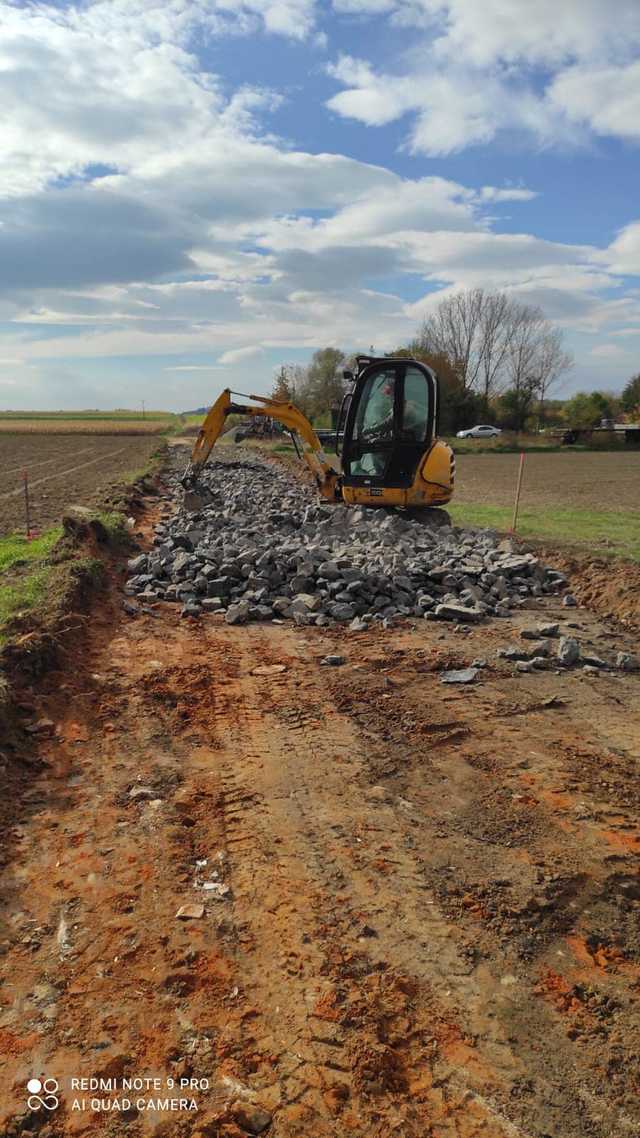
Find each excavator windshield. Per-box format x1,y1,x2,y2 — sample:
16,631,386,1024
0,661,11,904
343,360,435,485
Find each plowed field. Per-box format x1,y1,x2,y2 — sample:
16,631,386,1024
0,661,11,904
454,450,640,510
0,435,161,534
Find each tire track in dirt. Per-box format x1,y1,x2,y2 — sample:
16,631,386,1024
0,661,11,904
197,626,532,1137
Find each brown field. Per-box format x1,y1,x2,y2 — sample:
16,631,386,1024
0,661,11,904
0,418,169,434
454,450,640,511
0,434,161,534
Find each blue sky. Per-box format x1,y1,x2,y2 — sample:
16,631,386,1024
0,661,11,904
0,0,639,410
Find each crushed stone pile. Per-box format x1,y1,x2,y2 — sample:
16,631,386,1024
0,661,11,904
125,454,570,627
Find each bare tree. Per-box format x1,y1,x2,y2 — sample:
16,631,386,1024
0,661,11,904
477,291,512,409
533,328,573,427
415,289,572,428
503,304,547,430
417,288,486,391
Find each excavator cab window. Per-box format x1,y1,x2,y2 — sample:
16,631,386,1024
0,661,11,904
342,360,436,488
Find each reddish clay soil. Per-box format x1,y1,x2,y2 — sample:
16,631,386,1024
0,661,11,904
0,490,639,1137
549,551,640,631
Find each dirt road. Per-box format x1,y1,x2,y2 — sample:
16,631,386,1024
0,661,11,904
1,494,639,1137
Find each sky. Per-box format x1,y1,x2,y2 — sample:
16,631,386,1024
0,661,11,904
0,0,639,411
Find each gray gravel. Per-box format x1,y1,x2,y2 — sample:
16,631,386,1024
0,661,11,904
125,453,570,627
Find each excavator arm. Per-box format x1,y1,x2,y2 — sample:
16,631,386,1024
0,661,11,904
186,389,341,501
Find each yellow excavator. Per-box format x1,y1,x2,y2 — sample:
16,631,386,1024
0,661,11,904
186,355,455,513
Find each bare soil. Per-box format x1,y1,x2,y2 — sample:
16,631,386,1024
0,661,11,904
454,451,640,511
0,489,639,1137
544,551,640,631
0,436,161,535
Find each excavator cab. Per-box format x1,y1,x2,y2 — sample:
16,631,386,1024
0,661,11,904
341,357,435,483
338,357,453,509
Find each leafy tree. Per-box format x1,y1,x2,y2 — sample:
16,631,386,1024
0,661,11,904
271,363,307,408
621,373,640,416
496,387,537,432
271,365,295,402
303,347,346,420
563,391,614,428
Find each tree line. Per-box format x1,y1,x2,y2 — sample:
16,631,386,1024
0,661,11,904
270,288,638,433
561,375,640,428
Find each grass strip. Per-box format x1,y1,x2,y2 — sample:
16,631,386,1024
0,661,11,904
0,528,63,574
0,566,53,644
448,503,640,561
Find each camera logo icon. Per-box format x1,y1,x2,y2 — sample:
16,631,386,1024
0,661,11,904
27,1078,60,1111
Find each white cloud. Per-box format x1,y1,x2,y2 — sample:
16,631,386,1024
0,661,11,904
218,345,264,363
0,0,317,197
327,1,640,153
550,62,640,142
478,186,537,203
600,222,640,276
590,343,628,358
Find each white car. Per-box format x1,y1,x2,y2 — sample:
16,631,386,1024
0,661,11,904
456,424,502,439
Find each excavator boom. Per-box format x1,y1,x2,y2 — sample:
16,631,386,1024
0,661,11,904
187,388,340,501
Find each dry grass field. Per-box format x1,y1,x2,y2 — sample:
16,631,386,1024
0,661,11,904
0,418,171,434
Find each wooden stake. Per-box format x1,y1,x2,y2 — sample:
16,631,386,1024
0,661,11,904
511,452,525,533
23,468,31,538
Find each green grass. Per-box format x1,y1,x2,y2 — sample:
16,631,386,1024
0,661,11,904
0,566,53,643
0,532,109,647
448,503,640,561
0,527,63,574
94,511,132,546
0,527,64,644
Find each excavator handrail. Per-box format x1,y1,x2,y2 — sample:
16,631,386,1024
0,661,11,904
187,388,340,501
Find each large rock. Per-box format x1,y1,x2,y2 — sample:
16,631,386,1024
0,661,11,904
434,602,484,623
225,600,250,625
557,636,580,666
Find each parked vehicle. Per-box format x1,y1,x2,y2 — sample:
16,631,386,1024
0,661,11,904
456,424,502,439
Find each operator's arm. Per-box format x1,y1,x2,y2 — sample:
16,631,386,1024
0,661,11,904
361,413,394,443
